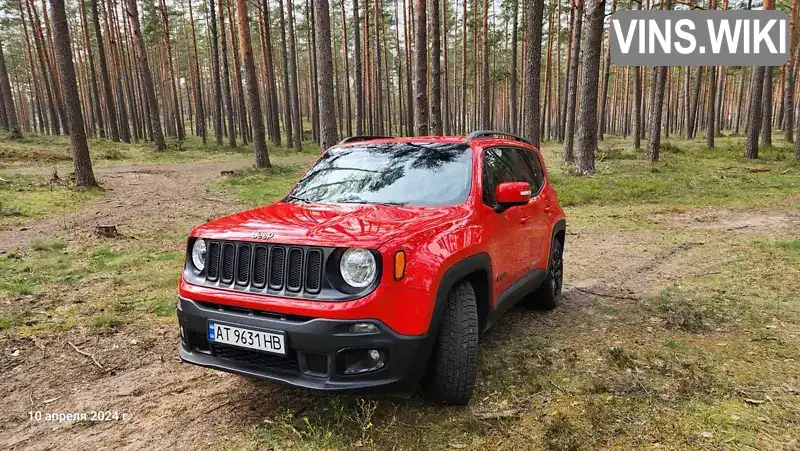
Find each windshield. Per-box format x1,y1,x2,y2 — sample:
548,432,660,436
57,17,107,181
287,143,473,206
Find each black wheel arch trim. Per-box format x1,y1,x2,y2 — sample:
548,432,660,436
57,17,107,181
551,218,567,244
430,253,493,334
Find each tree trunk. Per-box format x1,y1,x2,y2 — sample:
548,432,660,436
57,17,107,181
648,65,668,162
209,0,223,144
509,0,519,134
688,66,703,139
341,0,353,137
563,0,582,160
0,36,22,139
78,0,104,138
48,0,96,186
413,0,428,135
745,65,765,159
276,0,295,147
575,0,605,175
373,0,384,134
597,0,617,140
126,0,166,151
314,0,338,149
523,0,544,145
430,0,443,135
219,0,236,146
353,0,364,135
227,0,249,144
89,0,118,141
286,0,304,149
480,0,490,128
761,66,773,146
235,0,271,166
459,0,467,134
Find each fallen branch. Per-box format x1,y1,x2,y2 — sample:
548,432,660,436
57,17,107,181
726,225,750,231
567,285,641,301
473,408,525,420
67,341,104,370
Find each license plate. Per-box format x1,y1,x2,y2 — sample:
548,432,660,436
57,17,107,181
208,322,286,355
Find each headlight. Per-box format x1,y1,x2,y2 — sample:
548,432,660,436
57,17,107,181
191,239,207,271
339,248,377,288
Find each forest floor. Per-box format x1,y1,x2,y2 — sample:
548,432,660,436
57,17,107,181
0,134,798,450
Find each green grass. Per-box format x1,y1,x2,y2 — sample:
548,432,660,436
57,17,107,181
0,133,320,169
215,163,313,207
0,239,185,337
0,172,103,231
540,135,800,208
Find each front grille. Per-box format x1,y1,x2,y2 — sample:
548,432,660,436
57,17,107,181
203,240,325,297
212,343,300,374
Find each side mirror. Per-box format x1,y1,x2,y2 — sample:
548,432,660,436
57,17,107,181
495,182,531,210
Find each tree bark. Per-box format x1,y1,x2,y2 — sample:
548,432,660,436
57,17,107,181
218,0,236,146
353,0,362,135
575,0,605,175
687,66,703,139
761,66,773,146
0,36,22,139
509,0,519,134
430,0,443,135
648,65,668,162
126,0,166,151
523,0,544,145
314,0,338,149
48,0,96,186
276,0,294,146
745,65,765,159
597,0,617,140
413,0,429,135
78,0,104,138
480,0,490,128
286,0,303,149
209,0,223,144
563,0,582,160
235,0,271,166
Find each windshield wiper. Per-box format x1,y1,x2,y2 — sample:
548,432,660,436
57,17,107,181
335,199,408,206
285,194,312,204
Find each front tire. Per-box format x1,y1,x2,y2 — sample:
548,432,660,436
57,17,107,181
528,238,564,310
424,280,479,405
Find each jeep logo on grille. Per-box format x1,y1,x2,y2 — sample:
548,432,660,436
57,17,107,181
252,232,275,241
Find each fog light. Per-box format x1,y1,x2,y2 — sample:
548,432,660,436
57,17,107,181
341,348,386,375
349,323,379,334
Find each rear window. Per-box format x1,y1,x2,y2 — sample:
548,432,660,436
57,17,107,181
288,143,473,207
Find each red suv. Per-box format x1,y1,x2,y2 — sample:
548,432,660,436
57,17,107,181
177,131,566,405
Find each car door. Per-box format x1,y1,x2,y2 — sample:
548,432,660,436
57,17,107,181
481,148,531,301
515,148,550,270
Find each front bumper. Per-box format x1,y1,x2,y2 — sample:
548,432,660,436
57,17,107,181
177,297,434,395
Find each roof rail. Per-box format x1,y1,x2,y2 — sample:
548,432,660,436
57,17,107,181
338,135,392,145
464,130,532,145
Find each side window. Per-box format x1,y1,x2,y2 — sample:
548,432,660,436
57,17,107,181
520,150,546,193
482,149,520,205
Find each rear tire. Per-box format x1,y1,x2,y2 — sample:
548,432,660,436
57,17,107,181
527,238,564,310
424,280,479,405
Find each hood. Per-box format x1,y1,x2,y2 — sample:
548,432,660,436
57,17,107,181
191,201,469,248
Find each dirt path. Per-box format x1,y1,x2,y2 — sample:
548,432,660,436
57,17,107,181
0,159,251,253
1,161,796,449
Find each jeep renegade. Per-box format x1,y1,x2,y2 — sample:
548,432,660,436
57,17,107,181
177,131,566,405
